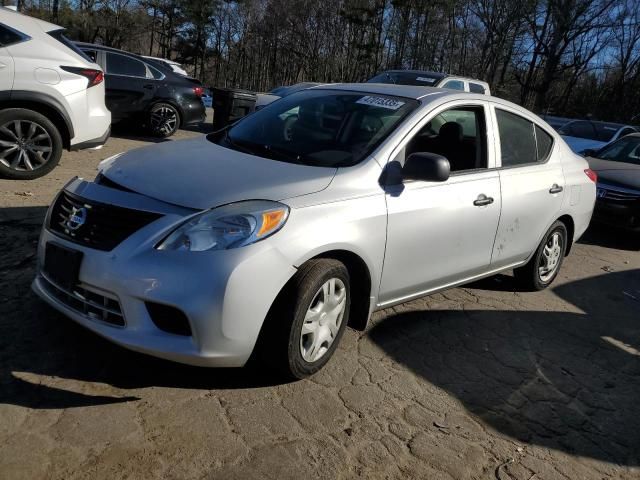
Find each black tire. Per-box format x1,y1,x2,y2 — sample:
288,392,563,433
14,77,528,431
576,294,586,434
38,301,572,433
0,108,63,180
254,258,351,380
514,220,568,291
149,102,181,137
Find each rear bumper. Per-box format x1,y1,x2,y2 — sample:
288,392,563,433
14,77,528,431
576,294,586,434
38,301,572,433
180,100,206,125
69,126,111,151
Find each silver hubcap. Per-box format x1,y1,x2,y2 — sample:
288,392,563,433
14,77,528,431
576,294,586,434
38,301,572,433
539,232,563,282
151,106,177,135
0,120,52,171
300,278,347,363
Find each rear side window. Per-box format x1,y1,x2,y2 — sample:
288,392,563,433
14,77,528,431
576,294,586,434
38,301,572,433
469,83,486,94
442,80,465,91
106,52,147,77
496,109,537,166
47,30,93,62
535,126,554,161
0,24,28,47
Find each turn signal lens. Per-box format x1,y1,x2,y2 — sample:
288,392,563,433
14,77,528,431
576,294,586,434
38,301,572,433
584,168,597,183
258,209,287,237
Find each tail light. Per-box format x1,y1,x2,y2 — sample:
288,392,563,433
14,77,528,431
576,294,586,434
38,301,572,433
61,66,104,88
193,86,204,97
584,168,598,183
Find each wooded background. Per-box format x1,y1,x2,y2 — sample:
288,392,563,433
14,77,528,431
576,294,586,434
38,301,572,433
8,0,640,122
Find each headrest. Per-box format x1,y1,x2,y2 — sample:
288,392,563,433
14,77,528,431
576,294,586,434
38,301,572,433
439,122,463,142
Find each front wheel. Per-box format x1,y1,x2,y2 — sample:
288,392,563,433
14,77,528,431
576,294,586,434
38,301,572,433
514,220,568,291
149,103,180,137
0,108,63,180
255,258,351,379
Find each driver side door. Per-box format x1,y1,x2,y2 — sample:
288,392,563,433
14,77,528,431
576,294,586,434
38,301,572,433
378,100,501,306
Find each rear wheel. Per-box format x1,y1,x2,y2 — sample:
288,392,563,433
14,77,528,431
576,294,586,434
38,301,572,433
149,103,180,137
254,258,350,379
514,220,568,291
0,108,62,180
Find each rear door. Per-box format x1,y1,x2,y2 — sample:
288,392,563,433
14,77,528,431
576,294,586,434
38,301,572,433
103,51,156,120
490,105,564,268
0,24,22,95
379,100,502,305
0,46,13,95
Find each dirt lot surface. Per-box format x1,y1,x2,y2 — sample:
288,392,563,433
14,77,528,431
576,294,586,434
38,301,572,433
1,117,639,479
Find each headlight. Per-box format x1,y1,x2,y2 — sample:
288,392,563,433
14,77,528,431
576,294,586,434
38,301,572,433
156,200,289,252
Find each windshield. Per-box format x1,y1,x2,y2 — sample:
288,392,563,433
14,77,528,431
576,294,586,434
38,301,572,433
594,136,640,166
209,89,419,167
367,72,442,87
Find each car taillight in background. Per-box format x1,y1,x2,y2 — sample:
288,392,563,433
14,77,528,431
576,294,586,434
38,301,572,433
61,66,104,88
584,168,598,183
193,86,204,97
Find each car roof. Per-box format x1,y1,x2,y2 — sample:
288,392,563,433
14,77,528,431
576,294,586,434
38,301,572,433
75,41,149,59
563,119,632,129
309,82,455,101
0,6,61,32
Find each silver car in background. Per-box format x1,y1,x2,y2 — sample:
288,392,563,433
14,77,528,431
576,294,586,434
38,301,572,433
33,84,597,379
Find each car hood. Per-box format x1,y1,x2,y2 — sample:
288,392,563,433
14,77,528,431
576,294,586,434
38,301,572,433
561,135,605,154
100,136,337,210
587,157,640,190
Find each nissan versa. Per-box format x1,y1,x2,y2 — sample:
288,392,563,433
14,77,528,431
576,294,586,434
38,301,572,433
33,84,597,379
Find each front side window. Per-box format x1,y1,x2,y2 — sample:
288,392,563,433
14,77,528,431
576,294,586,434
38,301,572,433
595,136,640,166
406,105,487,172
441,80,465,91
496,109,537,167
106,52,147,77
0,24,28,47
210,90,419,167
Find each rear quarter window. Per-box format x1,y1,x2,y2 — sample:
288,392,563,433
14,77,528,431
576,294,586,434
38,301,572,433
48,30,93,62
469,83,486,94
0,24,28,47
535,126,554,161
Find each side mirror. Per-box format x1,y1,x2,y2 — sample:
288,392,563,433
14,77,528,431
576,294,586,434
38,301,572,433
403,152,450,182
582,148,597,157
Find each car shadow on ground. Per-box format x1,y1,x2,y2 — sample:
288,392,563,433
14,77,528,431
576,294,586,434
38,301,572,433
579,223,639,251
369,268,640,466
0,207,288,411
108,118,213,143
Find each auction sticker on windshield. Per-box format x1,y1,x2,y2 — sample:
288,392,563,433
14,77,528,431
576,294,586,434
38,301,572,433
356,96,405,110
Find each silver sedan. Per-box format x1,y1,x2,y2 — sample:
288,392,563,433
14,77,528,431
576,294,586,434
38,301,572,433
33,84,596,379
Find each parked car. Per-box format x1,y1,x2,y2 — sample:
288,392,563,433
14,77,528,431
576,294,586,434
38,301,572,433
142,55,188,76
33,84,595,378
367,70,491,95
558,120,637,155
254,82,327,111
76,43,206,137
0,7,110,179
585,133,640,232
539,114,573,131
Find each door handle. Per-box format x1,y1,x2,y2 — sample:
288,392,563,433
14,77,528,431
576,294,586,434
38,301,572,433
549,184,564,194
473,194,494,207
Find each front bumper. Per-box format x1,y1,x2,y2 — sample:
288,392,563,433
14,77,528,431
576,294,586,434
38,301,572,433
592,201,640,232
32,179,296,367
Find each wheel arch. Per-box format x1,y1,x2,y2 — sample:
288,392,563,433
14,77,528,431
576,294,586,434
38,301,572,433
305,249,374,331
1,92,73,149
557,214,575,256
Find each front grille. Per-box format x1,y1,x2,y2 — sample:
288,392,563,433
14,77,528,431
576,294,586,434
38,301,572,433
41,273,125,327
48,191,162,251
599,186,640,202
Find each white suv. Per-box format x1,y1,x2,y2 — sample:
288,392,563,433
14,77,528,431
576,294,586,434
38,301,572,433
0,7,111,179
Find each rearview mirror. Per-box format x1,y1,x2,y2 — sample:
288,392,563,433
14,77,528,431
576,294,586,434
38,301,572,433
403,152,450,182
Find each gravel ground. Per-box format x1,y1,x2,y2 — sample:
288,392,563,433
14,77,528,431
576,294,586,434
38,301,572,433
1,114,639,479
